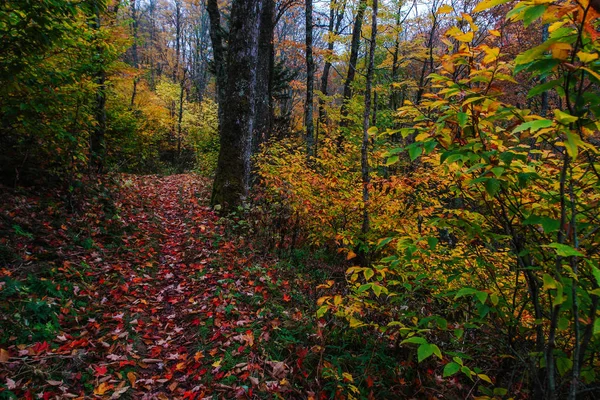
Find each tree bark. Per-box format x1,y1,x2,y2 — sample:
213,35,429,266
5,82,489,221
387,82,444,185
90,3,106,174
340,0,367,125
359,0,376,266
211,0,264,212
206,0,227,127
253,0,275,154
318,0,345,125
305,0,315,159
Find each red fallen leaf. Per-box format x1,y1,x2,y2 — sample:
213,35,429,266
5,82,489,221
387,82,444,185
183,391,197,399
119,360,135,367
283,294,291,302
366,376,374,388
191,318,201,326
94,365,108,377
31,341,50,355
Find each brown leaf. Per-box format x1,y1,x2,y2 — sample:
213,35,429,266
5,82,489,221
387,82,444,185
127,371,136,389
0,348,10,362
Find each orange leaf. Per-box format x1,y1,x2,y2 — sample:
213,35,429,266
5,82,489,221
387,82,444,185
94,382,113,395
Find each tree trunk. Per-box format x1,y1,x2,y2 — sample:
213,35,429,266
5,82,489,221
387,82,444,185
359,0,376,267
90,4,106,174
318,0,345,125
305,0,315,159
253,0,275,154
207,0,228,128
340,0,367,125
211,0,264,212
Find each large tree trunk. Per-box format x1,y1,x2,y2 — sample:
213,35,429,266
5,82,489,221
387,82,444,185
211,0,264,212
305,0,314,158
253,0,275,154
340,0,367,125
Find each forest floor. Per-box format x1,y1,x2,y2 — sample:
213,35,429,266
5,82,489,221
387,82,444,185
0,175,326,399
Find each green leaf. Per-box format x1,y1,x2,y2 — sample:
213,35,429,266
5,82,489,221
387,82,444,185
593,319,600,336
455,288,478,299
317,305,329,318
565,130,583,159
443,362,460,377
363,268,374,281
484,178,500,197
386,155,399,165
556,356,573,376
457,112,468,127
357,283,372,293
523,5,546,26
554,109,578,125
523,214,560,233
592,264,600,287
401,336,427,345
427,237,439,250
417,343,435,362
512,119,553,133
475,291,489,304
543,274,557,290
545,243,584,257
527,79,561,98
408,144,422,161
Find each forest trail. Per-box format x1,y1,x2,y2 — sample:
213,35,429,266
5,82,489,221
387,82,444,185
1,175,305,399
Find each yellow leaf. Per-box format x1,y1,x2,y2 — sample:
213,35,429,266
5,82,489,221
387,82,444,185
212,358,222,368
550,42,571,60
489,29,501,37
437,4,454,14
577,51,599,63
334,295,343,306
473,0,511,13
346,250,357,260
454,31,474,42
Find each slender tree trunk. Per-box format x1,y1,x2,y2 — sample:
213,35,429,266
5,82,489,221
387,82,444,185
129,0,139,109
211,0,264,212
90,4,106,174
173,0,182,82
318,0,345,125
359,0,377,266
206,0,228,128
340,0,367,125
415,10,437,105
305,0,315,159
177,70,187,157
390,3,401,111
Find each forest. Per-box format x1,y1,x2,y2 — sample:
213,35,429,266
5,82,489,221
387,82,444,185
1,0,600,398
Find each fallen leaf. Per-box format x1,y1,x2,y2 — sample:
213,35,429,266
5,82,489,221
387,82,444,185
94,382,113,395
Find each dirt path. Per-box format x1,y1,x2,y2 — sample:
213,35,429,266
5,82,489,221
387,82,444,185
1,175,304,399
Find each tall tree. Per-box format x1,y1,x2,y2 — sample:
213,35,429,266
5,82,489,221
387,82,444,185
305,0,315,158
359,0,377,266
253,0,276,153
318,0,346,125
340,0,367,125
211,0,265,211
